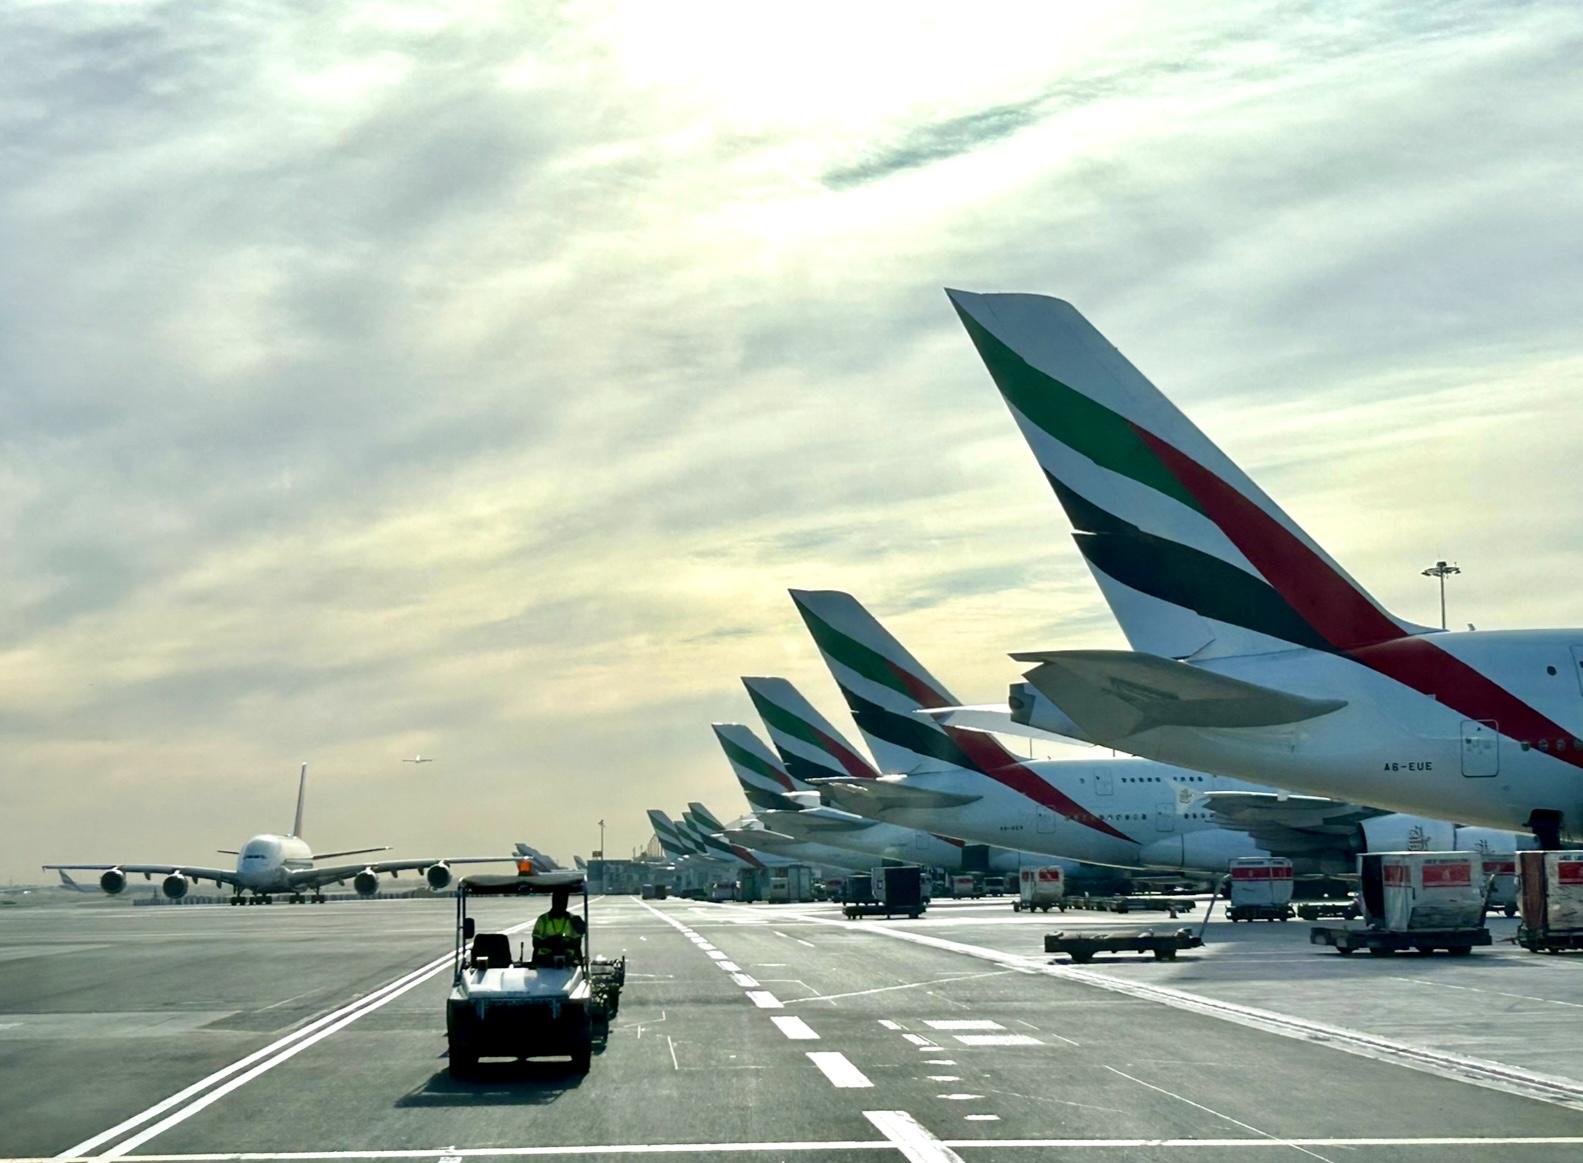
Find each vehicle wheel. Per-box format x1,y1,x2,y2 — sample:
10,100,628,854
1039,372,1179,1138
1153,949,1176,960
1367,946,1396,957
1447,945,1473,956
1069,952,1093,964
448,1044,477,1078
1505,906,1517,918
1335,946,1355,956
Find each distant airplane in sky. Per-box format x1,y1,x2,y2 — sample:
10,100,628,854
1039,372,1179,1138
402,755,435,764
45,764,505,904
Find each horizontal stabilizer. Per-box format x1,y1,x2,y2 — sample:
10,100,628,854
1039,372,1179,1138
814,777,981,814
721,827,802,853
916,704,1092,746
1014,650,1347,740
1201,791,1388,834
760,808,878,838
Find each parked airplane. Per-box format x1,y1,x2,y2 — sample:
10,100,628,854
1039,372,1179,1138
402,755,435,764
948,289,1582,846
791,589,1528,875
45,764,508,904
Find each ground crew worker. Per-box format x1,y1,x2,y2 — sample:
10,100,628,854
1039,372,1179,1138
531,886,586,965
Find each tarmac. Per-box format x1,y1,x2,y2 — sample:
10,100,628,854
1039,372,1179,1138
4,893,1583,1161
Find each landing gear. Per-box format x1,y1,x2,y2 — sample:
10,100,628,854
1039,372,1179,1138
1528,809,1564,851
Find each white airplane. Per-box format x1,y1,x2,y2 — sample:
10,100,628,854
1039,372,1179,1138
948,289,1583,847
789,590,1529,875
45,764,508,904
402,755,435,764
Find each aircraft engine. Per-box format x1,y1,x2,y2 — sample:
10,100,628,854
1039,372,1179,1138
1139,829,1263,872
1359,815,1455,853
99,868,127,895
424,863,452,891
352,870,381,898
161,873,190,900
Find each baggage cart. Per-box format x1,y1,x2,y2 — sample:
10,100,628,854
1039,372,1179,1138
1516,850,1583,953
844,865,925,919
1481,854,1519,917
1045,927,1203,964
1311,851,1490,956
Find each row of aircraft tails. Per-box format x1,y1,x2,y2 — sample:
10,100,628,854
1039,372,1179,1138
44,764,566,903
653,289,1576,883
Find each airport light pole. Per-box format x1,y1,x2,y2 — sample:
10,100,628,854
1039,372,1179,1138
598,818,605,860
1421,560,1461,630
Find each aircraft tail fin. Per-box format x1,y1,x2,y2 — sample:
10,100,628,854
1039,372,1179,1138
645,809,695,859
742,676,880,785
291,763,308,839
948,289,1430,658
790,588,1021,777
712,723,814,812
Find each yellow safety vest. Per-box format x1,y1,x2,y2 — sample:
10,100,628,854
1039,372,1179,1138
534,913,578,942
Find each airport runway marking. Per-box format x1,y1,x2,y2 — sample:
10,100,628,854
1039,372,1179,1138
862,1110,963,1162
745,990,784,1009
705,902,1583,1112
730,973,761,988
50,920,531,1162
790,971,1012,1006
922,1020,1000,1031
952,1034,1042,1047
806,1052,874,1089
1391,976,1583,1009
717,960,742,971
769,1016,819,1040
1103,1066,1334,1163
901,1034,937,1047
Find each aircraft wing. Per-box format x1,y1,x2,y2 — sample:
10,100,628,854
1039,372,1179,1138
291,857,509,889
916,704,1092,746
814,778,980,815
1202,792,1389,834
1013,650,1347,741
42,862,241,887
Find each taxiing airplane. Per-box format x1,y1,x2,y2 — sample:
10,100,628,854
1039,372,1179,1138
45,764,508,904
947,289,1581,846
791,590,1528,875
402,755,435,764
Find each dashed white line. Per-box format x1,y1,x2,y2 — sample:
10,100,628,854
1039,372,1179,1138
746,990,784,1009
963,1115,1001,1122
878,1019,903,1030
924,1020,1003,1031
770,1016,820,1041
937,1094,983,1101
718,961,742,972
954,1034,1042,1047
902,1033,936,1047
927,1075,961,1082
730,973,761,988
863,1109,965,1162
707,950,728,960
807,1052,874,1088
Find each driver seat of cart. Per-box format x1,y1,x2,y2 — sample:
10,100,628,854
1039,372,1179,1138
531,886,587,966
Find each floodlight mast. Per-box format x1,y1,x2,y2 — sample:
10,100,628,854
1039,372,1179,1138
1421,560,1461,630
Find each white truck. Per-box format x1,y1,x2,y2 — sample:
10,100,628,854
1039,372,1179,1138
1226,857,1294,922
1013,866,1065,912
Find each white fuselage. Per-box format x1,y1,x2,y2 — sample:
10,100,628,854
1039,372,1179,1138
234,834,314,891
760,809,1047,874
1078,630,1583,838
827,760,1286,876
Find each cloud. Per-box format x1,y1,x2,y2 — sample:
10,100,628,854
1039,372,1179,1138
3,2,1583,877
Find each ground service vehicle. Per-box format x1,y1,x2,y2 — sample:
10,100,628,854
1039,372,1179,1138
1226,857,1294,922
844,866,926,919
1013,867,1065,912
445,871,625,1077
1517,851,1583,953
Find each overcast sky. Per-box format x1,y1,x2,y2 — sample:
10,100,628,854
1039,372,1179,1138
4,1,1583,882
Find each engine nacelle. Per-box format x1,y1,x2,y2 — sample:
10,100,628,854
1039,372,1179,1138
161,873,189,900
99,868,127,895
352,869,381,898
1360,815,1455,854
424,863,452,891
1452,826,1536,857
1139,829,1265,874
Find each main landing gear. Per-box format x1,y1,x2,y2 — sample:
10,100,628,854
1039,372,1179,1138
1528,809,1564,851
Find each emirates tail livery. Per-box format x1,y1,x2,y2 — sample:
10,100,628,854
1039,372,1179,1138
948,289,1582,846
44,764,508,904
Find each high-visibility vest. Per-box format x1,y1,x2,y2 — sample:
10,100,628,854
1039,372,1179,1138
534,913,578,942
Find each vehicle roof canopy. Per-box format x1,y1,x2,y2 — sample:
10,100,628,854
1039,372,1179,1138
460,871,585,895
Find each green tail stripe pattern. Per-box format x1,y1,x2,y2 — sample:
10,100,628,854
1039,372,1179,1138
799,606,917,701
719,734,789,788
957,307,1204,514
749,692,831,754
1051,475,1330,652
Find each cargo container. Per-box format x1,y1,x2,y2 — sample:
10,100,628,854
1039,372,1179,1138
766,865,814,903
1014,867,1066,913
844,865,925,919
1516,851,1583,953
1311,851,1490,956
1226,857,1294,922
951,873,982,899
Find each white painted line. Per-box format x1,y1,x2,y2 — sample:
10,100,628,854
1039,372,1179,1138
730,973,760,988
924,1019,1003,1031
954,1034,1042,1047
863,1109,965,1162
794,937,817,948
807,1051,874,1088
667,1035,679,1071
963,1115,1001,1122
937,1094,983,1101
770,1015,820,1041
746,990,784,1009
902,1033,936,1046
878,1019,903,1030
924,1059,957,1066
1104,1065,1326,1162
54,915,535,1160
707,951,728,960
927,1075,961,1082
718,961,742,972
28,1135,1583,1158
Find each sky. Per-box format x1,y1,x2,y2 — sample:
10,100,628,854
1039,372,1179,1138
4,1,1583,882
